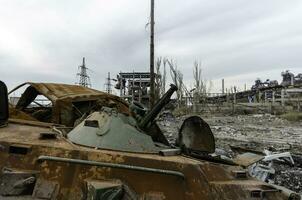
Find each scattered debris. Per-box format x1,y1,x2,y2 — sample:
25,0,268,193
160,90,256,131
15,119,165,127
249,150,294,183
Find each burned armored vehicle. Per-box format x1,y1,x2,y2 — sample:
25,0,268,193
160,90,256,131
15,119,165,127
0,81,300,199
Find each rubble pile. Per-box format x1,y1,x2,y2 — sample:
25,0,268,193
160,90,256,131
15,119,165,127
209,114,301,142
272,155,302,194
209,114,302,154
246,150,302,194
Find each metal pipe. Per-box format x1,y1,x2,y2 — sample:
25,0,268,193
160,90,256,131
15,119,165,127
37,155,185,179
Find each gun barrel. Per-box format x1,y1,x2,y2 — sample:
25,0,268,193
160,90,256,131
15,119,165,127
139,84,177,128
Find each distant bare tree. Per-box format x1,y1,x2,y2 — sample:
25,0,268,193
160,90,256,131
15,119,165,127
154,57,168,100
167,59,184,105
168,60,177,86
207,80,213,94
192,61,214,113
155,57,162,101
193,61,214,95
193,61,206,96
161,59,167,96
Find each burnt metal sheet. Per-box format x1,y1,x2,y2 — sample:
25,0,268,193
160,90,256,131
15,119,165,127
27,82,127,104
86,180,123,200
32,179,59,199
9,106,38,121
0,81,9,126
10,82,104,102
8,118,54,128
233,153,264,167
8,82,130,126
0,168,38,196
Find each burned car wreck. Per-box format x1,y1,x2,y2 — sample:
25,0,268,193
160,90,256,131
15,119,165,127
0,81,300,199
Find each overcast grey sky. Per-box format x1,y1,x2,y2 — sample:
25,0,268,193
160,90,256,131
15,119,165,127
0,0,301,93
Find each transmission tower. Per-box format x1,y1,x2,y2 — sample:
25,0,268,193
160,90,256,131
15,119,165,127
76,57,91,88
104,72,112,94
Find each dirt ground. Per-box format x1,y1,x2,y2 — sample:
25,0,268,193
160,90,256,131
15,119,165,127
158,113,302,195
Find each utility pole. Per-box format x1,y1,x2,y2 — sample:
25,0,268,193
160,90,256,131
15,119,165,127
76,57,91,88
150,0,155,108
222,79,225,94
